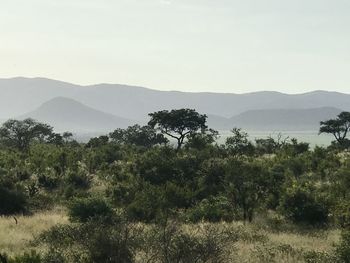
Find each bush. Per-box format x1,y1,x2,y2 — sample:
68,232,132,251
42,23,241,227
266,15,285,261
37,215,142,263
279,183,329,225
335,230,350,262
186,196,235,222
65,170,91,189
0,250,42,263
0,187,27,215
68,197,113,222
37,174,60,190
143,221,237,262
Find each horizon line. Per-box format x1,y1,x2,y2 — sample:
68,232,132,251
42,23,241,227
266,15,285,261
1,76,350,96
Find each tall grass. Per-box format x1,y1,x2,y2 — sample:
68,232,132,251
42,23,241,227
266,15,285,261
0,208,68,256
0,209,341,262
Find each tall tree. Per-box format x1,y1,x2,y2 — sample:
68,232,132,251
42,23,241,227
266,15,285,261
148,109,207,151
319,112,350,146
0,118,53,151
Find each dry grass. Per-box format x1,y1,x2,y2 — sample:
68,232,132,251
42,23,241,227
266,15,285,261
0,210,341,262
0,207,68,256
268,229,339,252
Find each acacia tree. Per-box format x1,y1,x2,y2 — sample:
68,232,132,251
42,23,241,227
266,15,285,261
319,112,350,146
109,124,168,148
0,118,53,151
148,109,207,151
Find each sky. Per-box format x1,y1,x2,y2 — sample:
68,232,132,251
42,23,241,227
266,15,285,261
0,0,349,93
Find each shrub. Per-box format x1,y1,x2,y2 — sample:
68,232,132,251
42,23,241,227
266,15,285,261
335,230,350,262
279,183,329,225
0,251,42,263
37,174,60,190
143,221,237,262
0,187,27,215
186,196,235,222
68,197,113,222
37,215,142,263
65,170,91,189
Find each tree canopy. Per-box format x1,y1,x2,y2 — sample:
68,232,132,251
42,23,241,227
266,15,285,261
0,118,53,151
148,109,207,150
109,124,168,148
319,111,350,147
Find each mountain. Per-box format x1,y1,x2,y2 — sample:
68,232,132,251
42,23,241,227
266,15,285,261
227,107,342,131
1,77,350,122
20,97,135,132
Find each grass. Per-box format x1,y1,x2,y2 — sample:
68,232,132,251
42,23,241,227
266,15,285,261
0,207,68,256
0,209,341,262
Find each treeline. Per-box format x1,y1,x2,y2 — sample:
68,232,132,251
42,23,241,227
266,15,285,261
1,109,350,262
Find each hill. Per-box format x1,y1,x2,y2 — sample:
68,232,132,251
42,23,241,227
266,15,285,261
20,97,135,132
1,77,350,122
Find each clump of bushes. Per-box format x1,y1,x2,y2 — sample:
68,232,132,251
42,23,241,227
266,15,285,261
143,221,238,262
68,197,113,222
186,196,235,222
279,182,329,225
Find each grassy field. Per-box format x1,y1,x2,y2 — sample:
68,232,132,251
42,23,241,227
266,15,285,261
0,208,68,256
0,209,340,262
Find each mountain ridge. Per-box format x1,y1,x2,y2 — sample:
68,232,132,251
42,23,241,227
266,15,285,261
1,77,350,123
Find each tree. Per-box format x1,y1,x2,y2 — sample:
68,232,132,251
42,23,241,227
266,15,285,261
148,109,207,151
109,125,168,148
86,135,109,148
225,128,254,156
185,128,219,150
0,118,53,151
319,112,350,146
225,158,268,223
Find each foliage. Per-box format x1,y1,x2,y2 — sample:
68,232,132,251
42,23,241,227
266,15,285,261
279,181,329,225
0,251,42,263
68,197,113,223
186,196,235,222
1,110,350,261
37,215,142,263
110,124,168,148
148,108,207,150
225,128,254,156
143,220,238,262
0,186,27,215
320,111,350,147
0,119,53,151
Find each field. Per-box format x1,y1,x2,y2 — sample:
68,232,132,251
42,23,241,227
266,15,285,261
0,209,340,262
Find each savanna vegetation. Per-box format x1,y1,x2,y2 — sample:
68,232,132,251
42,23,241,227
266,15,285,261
1,109,350,262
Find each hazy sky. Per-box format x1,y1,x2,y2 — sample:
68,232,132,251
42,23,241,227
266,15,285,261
1,0,349,93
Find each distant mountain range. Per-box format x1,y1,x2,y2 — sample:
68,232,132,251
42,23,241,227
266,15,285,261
0,77,349,132
20,97,135,132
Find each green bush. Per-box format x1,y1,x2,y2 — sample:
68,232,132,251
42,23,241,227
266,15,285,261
37,174,60,190
143,221,237,262
0,250,42,263
279,183,329,225
65,170,91,189
68,197,113,222
37,216,142,263
0,187,27,215
186,196,235,222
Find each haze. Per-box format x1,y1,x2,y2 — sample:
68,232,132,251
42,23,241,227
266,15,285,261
1,0,349,93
